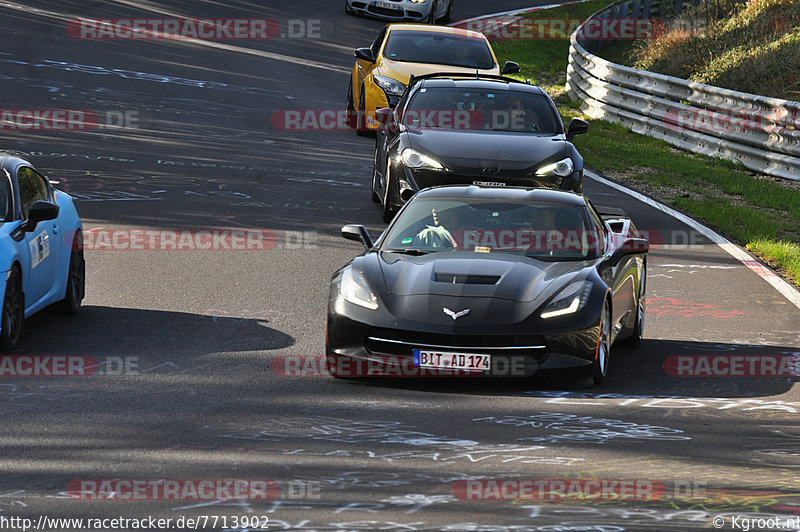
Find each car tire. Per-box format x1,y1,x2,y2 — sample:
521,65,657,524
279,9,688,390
371,140,381,203
356,85,371,137
57,232,85,315
0,266,24,351
426,0,438,23
624,265,645,347
592,300,612,385
346,81,356,129
382,158,397,223
441,0,453,23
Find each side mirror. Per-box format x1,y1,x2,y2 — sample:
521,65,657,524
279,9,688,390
501,61,520,75
375,107,393,122
342,224,374,250
354,47,375,63
605,237,649,266
566,118,589,141
23,201,59,232
374,107,397,130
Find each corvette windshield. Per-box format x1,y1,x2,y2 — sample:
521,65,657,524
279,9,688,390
382,31,495,69
403,89,560,133
382,198,601,260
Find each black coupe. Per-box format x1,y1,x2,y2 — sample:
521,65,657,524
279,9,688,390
371,74,588,222
327,185,647,386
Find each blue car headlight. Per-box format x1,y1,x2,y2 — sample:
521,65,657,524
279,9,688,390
541,280,592,319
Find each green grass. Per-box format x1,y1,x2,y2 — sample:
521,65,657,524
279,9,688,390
489,0,610,88
747,239,800,286
493,1,800,287
628,0,800,100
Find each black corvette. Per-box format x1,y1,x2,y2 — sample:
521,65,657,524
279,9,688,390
371,74,588,222
327,186,648,386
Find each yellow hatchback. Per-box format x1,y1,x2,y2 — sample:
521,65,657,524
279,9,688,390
347,24,519,134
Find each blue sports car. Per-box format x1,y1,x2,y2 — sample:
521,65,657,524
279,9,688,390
0,154,85,349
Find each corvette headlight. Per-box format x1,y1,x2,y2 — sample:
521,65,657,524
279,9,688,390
373,75,406,97
341,268,379,310
401,148,444,171
535,157,574,177
541,280,592,319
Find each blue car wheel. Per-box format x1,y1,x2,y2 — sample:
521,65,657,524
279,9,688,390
57,233,85,315
1,266,24,350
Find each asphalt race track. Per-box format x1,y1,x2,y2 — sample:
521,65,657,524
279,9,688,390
1,1,800,531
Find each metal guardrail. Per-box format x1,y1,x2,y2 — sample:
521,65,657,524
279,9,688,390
566,0,800,180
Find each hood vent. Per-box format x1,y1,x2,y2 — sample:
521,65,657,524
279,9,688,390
434,273,501,285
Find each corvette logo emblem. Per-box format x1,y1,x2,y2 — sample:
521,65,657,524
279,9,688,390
443,308,470,320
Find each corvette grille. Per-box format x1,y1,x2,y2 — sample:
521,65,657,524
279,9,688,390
365,328,548,359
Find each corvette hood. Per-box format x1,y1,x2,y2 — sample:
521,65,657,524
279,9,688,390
406,129,567,169
368,252,588,326
377,251,584,301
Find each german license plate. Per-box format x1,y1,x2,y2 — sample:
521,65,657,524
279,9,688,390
413,350,491,371
473,181,506,187
374,1,397,9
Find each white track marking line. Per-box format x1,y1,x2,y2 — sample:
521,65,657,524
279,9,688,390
586,169,800,309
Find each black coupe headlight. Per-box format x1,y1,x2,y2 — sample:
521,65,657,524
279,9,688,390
541,280,593,319
341,268,379,310
401,148,445,171
535,157,574,177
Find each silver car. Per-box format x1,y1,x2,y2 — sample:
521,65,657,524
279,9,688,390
345,0,453,23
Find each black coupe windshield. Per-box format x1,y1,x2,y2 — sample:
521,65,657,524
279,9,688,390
383,31,495,70
382,198,601,260
403,88,560,133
